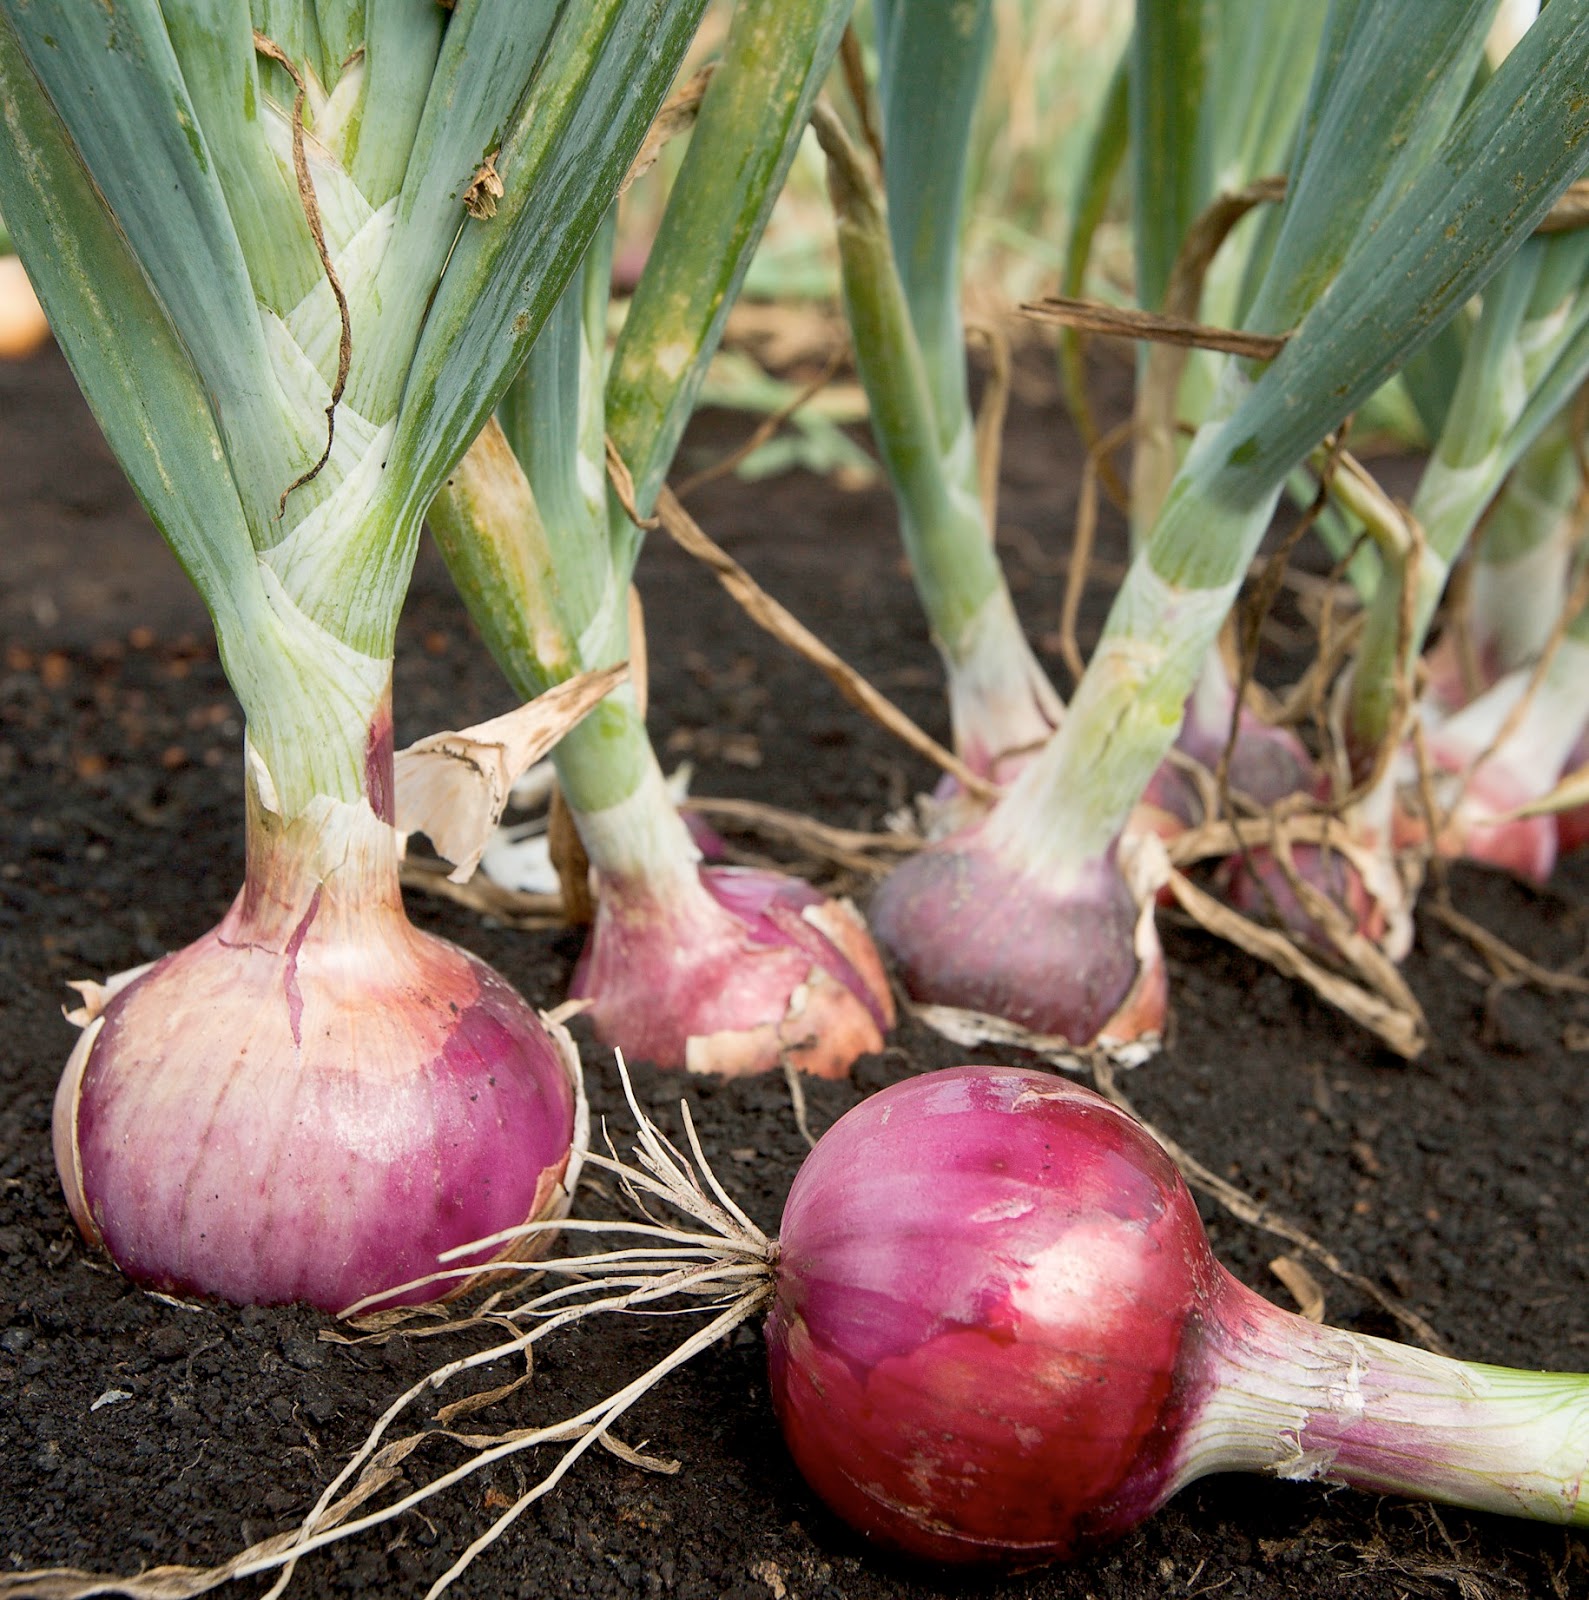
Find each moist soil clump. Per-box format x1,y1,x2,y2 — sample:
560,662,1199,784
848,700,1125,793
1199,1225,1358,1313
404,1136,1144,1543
5,341,1589,1599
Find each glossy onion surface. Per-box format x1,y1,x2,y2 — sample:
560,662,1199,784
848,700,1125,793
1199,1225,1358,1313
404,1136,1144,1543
766,1067,1213,1563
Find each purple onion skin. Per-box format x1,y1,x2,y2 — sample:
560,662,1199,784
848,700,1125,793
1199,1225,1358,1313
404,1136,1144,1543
766,1067,1216,1563
1179,703,1320,810
54,762,576,1312
768,1067,1589,1566
1219,841,1388,952
868,831,1145,1044
570,865,893,1079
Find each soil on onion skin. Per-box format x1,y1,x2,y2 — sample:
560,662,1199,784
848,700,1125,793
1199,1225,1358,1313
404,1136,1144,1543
5,337,1589,1600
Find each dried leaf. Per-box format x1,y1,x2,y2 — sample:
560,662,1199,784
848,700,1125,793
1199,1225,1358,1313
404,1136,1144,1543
463,150,505,219
1165,868,1426,1059
619,64,716,197
1270,1254,1327,1321
395,666,626,882
597,1432,680,1475
435,1371,532,1426
646,485,996,802
1020,293,1289,359
63,961,155,1027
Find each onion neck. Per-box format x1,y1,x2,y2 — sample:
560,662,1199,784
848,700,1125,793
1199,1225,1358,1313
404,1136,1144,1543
225,678,405,951
219,539,400,820
561,714,706,908
1182,1272,1589,1526
944,586,1064,780
984,557,1241,886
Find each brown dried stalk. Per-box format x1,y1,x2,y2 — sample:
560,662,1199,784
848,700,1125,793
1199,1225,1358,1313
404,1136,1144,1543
619,64,718,198
1059,417,1135,684
673,347,846,500
1019,295,1288,360
966,315,1012,531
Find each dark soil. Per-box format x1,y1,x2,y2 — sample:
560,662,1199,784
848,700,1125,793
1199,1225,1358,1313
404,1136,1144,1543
6,338,1589,1600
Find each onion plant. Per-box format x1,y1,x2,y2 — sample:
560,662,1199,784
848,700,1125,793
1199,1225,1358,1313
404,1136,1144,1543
1128,0,1327,816
430,0,893,1081
871,0,1589,1046
820,0,1064,807
1340,229,1589,881
0,0,707,1309
1425,424,1583,719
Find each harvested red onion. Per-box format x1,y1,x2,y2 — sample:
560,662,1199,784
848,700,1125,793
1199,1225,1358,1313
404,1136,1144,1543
767,1067,1589,1563
54,732,584,1313
571,861,894,1078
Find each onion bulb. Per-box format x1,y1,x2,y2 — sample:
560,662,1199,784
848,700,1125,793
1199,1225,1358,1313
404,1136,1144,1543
54,730,584,1312
767,1067,1589,1563
868,828,1165,1052
571,862,894,1079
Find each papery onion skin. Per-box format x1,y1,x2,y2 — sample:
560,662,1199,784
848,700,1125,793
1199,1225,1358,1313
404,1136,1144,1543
868,831,1155,1046
54,768,580,1313
570,865,894,1079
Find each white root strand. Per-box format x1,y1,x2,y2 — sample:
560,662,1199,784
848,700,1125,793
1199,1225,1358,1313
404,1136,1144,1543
6,1055,771,1600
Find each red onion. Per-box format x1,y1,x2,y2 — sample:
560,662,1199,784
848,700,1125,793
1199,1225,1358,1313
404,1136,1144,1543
1219,838,1392,950
766,1067,1589,1563
54,727,583,1313
869,829,1165,1049
571,863,894,1078
1178,694,1320,811
1387,659,1589,885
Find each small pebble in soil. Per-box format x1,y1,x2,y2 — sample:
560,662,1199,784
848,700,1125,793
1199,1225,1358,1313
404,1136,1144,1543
281,1332,325,1371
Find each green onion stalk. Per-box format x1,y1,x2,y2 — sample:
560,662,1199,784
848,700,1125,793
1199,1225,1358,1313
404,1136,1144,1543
871,0,1589,1044
430,0,893,1082
1130,0,1331,829
1494,439,1589,856
0,0,708,1310
819,0,1063,827
1423,425,1582,718
1341,228,1589,884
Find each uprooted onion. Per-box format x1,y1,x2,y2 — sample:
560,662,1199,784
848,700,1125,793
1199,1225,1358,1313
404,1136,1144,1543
28,1061,1587,1597
766,1066,1589,1564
